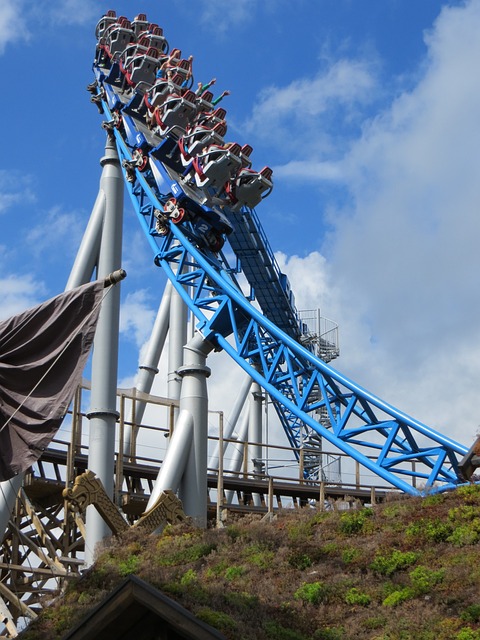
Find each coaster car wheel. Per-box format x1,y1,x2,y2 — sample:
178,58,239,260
170,207,185,224
163,197,186,223
132,149,149,172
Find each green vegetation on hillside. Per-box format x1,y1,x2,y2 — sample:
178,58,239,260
20,484,480,640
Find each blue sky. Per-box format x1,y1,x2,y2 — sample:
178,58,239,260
2,0,480,456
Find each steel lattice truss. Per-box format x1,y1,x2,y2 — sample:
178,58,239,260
104,113,468,495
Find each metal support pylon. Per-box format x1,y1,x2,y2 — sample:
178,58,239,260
177,333,214,527
84,133,124,565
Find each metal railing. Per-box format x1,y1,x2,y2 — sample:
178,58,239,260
32,382,423,520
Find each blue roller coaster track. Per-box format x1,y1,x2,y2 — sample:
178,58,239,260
90,10,472,495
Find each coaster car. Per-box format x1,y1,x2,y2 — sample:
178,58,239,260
123,47,160,91
153,90,197,137
227,166,274,210
178,122,227,166
191,142,242,191
137,25,169,53
104,17,135,59
146,73,185,110
95,10,117,41
131,13,149,38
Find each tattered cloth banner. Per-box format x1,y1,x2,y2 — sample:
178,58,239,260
0,280,104,481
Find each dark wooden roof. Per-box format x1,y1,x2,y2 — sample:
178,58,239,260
61,575,226,640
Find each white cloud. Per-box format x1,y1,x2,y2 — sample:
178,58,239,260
273,160,344,182
272,0,480,448
44,0,98,26
331,0,480,358
121,227,158,280
195,0,258,32
245,57,379,153
120,289,156,348
0,0,29,54
0,274,46,320
0,0,98,55
275,250,333,311
25,206,86,261
25,0,98,27
0,171,35,214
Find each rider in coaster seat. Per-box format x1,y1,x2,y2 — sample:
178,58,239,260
137,25,169,54
95,10,117,41
124,46,160,92
191,142,242,191
153,89,197,137
178,121,227,166
131,13,149,38
227,166,274,210
104,18,135,60
120,36,150,71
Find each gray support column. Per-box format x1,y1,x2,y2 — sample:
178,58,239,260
123,281,172,457
145,410,193,510
168,276,187,408
65,190,105,290
248,380,264,507
224,411,249,504
178,333,214,527
0,477,23,544
208,373,252,470
85,134,124,564
229,413,250,473
0,158,109,543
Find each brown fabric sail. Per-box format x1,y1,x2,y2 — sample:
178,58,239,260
0,280,104,481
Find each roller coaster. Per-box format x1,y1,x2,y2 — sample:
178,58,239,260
88,10,472,494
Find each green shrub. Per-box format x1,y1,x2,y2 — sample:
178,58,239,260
447,506,480,545
455,628,480,640
370,549,418,575
287,520,317,542
180,569,197,586
422,493,446,507
77,591,95,605
456,484,480,501
409,565,445,594
294,581,330,605
246,543,275,569
263,621,308,640
461,604,480,623
118,554,141,576
382,503,407,518
196,608,237,632
321,542,339,555
448,524,480,546
449,505,480,521
362,616,387,630
342,547,361,564
224,591,258,610
41,605,76,633
339,508,373,534
288,552,312,570
224,565,246,581
226,524,241,541
382,587,415,607
205,560,229,578
345,587,371,606
156,541,216,566
405,518,453,542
